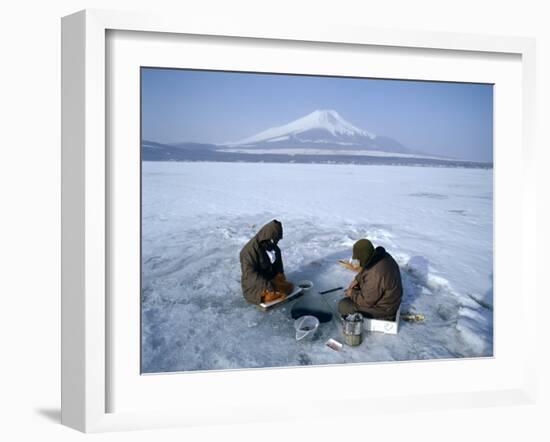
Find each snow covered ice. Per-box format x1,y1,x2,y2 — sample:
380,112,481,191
141,161,493,373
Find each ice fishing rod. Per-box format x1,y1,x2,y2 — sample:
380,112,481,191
318,286,343,295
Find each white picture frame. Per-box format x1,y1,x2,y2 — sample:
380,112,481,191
61,9,537,433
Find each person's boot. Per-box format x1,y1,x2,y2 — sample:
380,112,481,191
262,289,286,303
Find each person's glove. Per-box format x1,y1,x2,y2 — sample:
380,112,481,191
271,273,295,295
345,279,359,297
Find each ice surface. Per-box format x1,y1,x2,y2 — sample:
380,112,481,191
141,162,493,373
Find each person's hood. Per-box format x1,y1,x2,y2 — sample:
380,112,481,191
352,239,375,268
364,246,387,270
255,220,283,244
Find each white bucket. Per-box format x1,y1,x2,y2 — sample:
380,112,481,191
294,315,319,341
296,280,313,293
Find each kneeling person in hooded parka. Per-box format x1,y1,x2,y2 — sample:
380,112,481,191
239,220,295,305
339,239,403,320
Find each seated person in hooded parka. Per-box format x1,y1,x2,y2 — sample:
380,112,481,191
239,220,295,305
339,239,403,320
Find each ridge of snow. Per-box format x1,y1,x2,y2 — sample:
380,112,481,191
225,110,375,146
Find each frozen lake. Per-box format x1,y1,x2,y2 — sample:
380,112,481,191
141,161,493,373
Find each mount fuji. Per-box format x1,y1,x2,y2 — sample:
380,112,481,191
222,109,411,154
142,109,492,168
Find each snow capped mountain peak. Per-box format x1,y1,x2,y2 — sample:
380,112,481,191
308,109,341,122
225,109,376,146
301,109,372,136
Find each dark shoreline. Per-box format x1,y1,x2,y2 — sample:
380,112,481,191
142,146,493,169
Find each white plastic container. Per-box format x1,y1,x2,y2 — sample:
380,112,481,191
294,315,319,341
363,306,401,335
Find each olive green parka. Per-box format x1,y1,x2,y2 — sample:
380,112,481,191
239,220,284,305
348,247,403,320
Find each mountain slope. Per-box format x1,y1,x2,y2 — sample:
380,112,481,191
223,109,410,154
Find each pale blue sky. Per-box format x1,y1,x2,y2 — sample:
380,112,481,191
141,68,493,161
